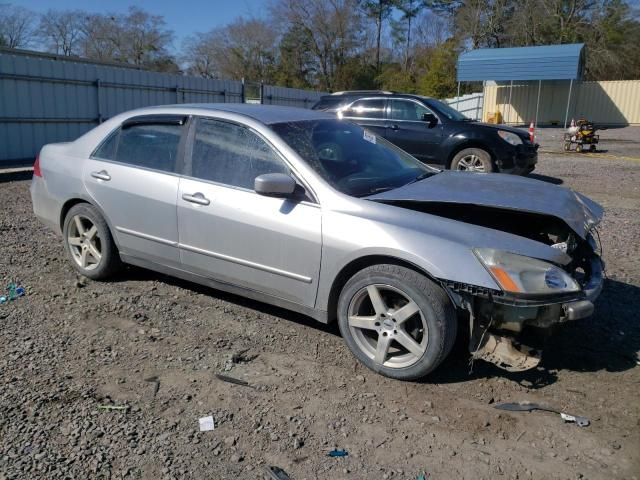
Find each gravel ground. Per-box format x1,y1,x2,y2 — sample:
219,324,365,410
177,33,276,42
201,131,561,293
1,131,639,480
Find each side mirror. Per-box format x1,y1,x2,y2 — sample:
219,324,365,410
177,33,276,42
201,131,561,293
422,113,438,128
254,173,297,197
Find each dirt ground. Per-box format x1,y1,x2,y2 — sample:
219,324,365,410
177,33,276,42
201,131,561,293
1,127,639,480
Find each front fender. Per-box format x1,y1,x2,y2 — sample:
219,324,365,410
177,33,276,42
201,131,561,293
315,207,501,311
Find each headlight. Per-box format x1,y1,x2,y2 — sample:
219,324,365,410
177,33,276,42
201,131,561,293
497,130,523,146
474,248,580,294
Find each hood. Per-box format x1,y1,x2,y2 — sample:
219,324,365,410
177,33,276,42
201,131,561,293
368,171,603,240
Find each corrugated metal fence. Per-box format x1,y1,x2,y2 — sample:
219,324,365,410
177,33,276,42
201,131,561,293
0,49,327,166
261,85,326,108
483,80,640,126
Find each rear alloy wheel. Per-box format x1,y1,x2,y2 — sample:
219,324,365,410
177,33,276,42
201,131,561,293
63,203,121,280
337,264,457,380
451,148,493,173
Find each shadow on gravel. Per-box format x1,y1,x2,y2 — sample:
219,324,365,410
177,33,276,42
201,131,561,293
0,171,32,183
424,278,640,388
116,266,341,337
527,173,563,185
110,267,638,388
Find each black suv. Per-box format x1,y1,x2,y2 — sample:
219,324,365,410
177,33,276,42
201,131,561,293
312,91,538,174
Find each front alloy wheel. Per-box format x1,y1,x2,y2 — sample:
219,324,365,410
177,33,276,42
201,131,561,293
451,148,493,173
348,284,427,368
338,264,457,380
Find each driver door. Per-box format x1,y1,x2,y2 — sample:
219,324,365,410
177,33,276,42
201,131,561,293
177,117,322,307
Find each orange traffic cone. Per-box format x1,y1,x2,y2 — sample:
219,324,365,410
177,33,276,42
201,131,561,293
528,121,535,143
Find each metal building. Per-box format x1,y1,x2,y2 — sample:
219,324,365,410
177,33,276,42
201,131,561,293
457,43,585,127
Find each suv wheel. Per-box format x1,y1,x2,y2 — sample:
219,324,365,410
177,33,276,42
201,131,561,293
451,148,493,173
337,264,457,380
62,203,122,280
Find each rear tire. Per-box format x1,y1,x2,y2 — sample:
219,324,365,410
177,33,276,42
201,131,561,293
337,264,457,380
450,148,493,173
62,203,122,280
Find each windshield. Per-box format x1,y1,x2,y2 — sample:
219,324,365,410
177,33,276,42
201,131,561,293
426,98,471,121
271,119,438,197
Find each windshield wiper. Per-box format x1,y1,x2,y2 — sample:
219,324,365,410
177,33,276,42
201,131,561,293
366,186,395,195
405,171,434,186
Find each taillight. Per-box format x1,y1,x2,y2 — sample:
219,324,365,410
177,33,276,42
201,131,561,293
33,154,42,177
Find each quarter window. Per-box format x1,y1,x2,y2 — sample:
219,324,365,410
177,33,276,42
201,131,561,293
92,130,118,160
344,99,385,119
115,124,182,173
389,100,432,122
190,118,288,190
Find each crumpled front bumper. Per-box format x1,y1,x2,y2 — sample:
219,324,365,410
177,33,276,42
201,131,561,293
457,255,605,372
562,255,604,321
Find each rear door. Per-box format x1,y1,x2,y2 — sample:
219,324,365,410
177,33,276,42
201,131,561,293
385,99,443,163
177,117,322,307
84,115,186,267
340,98,388,137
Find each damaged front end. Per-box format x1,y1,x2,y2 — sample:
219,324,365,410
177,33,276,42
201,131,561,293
445,240,604,372
367,171,605,372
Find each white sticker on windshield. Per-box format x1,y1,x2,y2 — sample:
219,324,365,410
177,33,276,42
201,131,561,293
363,129,377,144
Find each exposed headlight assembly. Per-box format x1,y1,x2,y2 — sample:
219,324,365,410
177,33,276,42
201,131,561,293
474,248,580,295
497,130,523,146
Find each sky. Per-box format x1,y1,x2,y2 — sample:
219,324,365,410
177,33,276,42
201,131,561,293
16,0,268,48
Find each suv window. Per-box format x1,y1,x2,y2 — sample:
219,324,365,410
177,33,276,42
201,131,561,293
191,118,288,190
343,99,385,119
115,124,182,172
389,100,431,122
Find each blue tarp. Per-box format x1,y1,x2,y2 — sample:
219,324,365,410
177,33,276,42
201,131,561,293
457,44,584,81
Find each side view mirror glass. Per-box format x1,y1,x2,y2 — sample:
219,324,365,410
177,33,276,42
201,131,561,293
422,113,438,127
254,173,297,197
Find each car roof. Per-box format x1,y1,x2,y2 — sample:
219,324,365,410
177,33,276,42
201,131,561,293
320,92,435,103
146,103,334,125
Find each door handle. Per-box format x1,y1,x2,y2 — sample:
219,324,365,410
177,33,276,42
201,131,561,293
91,170,111,181
182,192,210,206
389,124,399,131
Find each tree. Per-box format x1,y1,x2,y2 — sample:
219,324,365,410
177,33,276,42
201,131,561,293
416,39,458,98
359,0,395,72
272,0,367,90
183,19,278,81
76,7,174,70
395,0,423,70
38,10,85,56
274,25,315,88
0,4,36,49
119,7,174,67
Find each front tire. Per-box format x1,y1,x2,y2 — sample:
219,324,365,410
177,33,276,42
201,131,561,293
337,264,457,380
62,203,122,280
450,148,493,173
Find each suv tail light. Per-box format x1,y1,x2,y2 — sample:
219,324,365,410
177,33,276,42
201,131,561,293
33,154,42,177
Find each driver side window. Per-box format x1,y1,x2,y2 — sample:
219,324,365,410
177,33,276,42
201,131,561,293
389,100,431,122
190,118,288,190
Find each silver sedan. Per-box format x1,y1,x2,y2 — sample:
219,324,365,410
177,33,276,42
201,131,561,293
31,104,604,380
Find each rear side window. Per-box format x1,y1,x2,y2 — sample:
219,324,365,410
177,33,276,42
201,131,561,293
344,99,385,119
190,118,288,190
93,130,118,160
116,124,182,173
